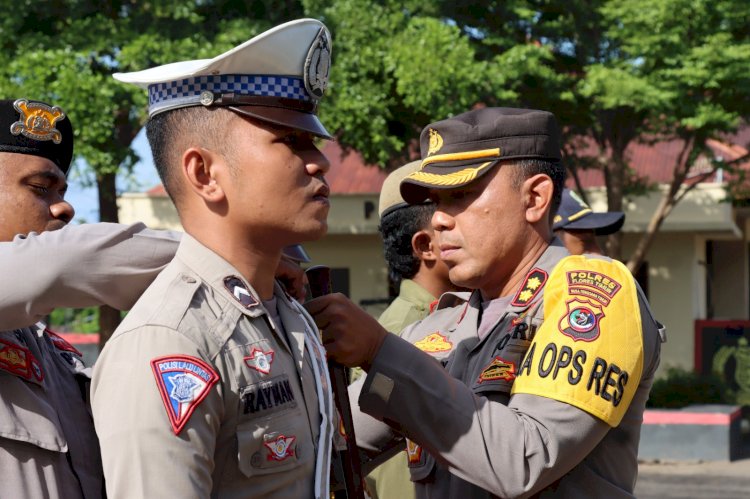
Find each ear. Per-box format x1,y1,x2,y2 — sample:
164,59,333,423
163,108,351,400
412,230,437,262
522,174,554,224
181,146,226,204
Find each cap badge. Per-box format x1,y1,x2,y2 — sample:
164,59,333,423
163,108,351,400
427,128,443,156
11,99,66,144
304,27,331,99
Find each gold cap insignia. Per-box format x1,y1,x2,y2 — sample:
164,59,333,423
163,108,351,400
11,99,66,144
427,128,443,156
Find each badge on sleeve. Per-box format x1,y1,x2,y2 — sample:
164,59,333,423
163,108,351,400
151,355,220,435
45,329,83,357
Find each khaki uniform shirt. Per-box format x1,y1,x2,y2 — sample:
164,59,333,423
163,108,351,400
0,223,178,499
92,234,335,499
367,279,436,499
353,241,664,498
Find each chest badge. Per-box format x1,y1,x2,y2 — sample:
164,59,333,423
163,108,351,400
151,355,220,435
477,356,517,384
264,434,296,461
414,332,453,353
244,348,275,375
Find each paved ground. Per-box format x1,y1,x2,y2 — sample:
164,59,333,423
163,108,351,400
636,457,750,498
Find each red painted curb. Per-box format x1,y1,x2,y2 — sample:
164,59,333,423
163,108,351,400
56,333,99,344
643,408,741,426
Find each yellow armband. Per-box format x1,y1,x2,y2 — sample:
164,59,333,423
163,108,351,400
511,255,644,427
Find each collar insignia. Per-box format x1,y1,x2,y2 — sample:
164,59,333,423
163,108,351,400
511,268,548,307
0,338,44,383
264,434,296,461
11,99,66,144
477,356,516,384
151,355,220,435
224,276,259,308
304,27,331,99
244,347,275,375
406,439,423,465
427,128,443,156
414,332,453,353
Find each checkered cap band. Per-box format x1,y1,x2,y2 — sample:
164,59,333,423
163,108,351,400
147,74,310,116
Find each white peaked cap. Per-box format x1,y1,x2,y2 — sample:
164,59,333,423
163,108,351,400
114,18,333,139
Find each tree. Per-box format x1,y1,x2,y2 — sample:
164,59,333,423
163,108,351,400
312,0,750,272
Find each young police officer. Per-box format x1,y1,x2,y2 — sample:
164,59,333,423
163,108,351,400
307,107,665,498
92,19,338,498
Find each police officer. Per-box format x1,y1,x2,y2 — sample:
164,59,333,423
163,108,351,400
364,161,461,499
306,107,665,498
0,98,178,499
553,188,625,256
92,19,337,498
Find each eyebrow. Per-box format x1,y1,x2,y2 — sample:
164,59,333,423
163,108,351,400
24,171,68,190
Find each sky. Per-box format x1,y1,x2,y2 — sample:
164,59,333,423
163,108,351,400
65,129,161,223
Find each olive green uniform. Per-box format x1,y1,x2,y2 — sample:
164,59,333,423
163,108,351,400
92,234,335,498
352,242,665,498
0,222,178,499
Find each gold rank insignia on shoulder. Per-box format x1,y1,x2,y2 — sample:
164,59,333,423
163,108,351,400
11,99,66,144
427,128,443,156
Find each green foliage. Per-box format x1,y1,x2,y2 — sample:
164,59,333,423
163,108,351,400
49,307,100,334
647,367,730,409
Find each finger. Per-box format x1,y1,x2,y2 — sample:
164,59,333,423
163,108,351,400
302,295,332,315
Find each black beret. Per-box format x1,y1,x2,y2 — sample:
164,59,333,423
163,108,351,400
0,98,74,174
400,107,561,203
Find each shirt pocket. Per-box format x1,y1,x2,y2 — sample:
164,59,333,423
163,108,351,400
236,408,311,477
0,373,68,453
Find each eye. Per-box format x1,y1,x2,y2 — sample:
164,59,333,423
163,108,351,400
30,184,50,195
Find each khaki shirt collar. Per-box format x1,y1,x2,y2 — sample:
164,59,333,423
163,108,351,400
174,233,267,318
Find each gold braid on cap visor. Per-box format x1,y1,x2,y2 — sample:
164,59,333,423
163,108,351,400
406,161,494,186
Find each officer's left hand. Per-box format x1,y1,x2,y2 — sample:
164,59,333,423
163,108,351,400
304,293,388,369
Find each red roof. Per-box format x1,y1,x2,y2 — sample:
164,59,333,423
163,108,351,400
569,127,750,188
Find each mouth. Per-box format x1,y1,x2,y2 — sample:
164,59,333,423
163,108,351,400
439,243,461,260
312,184,330,205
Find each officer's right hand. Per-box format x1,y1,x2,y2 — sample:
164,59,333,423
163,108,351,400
304,293,388,369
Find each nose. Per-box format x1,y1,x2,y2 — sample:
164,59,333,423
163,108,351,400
50,199,75,224
304,146,331,177
431,209,454,232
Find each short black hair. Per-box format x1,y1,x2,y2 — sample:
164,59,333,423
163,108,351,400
379,203,435,287
145,106,233,206
511,158,566,217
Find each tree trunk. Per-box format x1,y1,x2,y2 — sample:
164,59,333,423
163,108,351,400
604,147,626,261
97,171,121,349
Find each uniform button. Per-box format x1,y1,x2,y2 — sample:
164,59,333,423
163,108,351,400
182,275,197,284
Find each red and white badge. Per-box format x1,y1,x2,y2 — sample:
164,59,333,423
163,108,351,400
0,338,44,383
264,434,296,461
244,348,275,375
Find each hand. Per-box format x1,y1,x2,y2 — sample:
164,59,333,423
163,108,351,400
275,256,308,303
304,293,388,369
